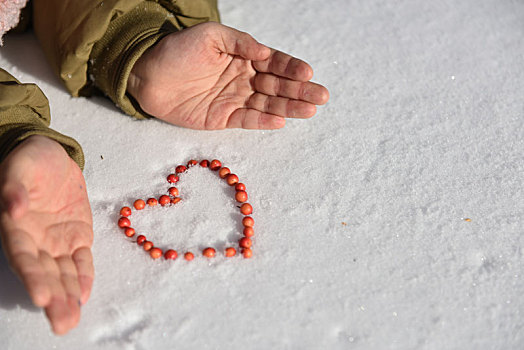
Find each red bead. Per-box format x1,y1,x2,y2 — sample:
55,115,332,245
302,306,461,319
199,160,209,167
175,165,187,174
239,237,252,249
184,252,194,261
242,248,253,259
159,195,171,206
210,159,221,171
235,191,248,202
240,203,253,215
125,227,136,237
242,216,254,227
203,247,216,258
133,199,146,210
147,198,158,206
235,183,246,191
226,174,239,186
120,207,132,217
218,167,230,179
143,241,153,251
168,187,179,197
164,249,178,260
167,174,179,183
136,235,146,245
150,248,163,259
225,247,236,257
171,197,182,204
243,227,254,237
118,217,131,228
187,160,198,168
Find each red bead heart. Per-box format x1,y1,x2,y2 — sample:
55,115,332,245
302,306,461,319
116,159,255,261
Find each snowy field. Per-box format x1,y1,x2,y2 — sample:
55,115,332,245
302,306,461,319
1,0,523,349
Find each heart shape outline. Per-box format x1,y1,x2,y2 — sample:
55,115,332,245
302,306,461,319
116,159,255,261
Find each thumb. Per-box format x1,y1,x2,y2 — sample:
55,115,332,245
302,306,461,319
217,24,271,61
0,182,29,219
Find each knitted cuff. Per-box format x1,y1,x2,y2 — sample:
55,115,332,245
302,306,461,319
0,106,85,169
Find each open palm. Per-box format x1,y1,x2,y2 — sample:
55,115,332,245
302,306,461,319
0,136,94,335
128,22,330,129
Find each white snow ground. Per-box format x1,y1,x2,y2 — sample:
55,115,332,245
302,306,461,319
1,0,523,349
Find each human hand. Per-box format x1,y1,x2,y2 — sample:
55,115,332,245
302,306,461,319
0,135,94,335
127,22,329,129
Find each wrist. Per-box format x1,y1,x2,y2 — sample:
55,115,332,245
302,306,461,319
89,2,179,119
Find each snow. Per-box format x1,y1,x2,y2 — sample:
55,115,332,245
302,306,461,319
1,0,523,349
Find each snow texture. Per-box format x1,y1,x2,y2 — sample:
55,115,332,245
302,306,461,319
0,0,523,349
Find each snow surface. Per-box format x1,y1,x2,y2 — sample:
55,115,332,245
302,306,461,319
1,0,523,349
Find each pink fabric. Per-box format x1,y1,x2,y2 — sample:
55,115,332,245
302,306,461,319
0,0,28,44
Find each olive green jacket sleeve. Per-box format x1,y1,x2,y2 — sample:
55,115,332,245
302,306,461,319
33,0,220,118
0,68,84,168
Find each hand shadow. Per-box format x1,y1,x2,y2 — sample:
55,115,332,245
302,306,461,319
0,241,39,312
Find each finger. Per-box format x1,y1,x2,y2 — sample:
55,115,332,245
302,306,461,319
39,252,77,335
254,73,330,105
216,24,271,61
253,50,313,82
56,256,81,301
227,109,286,129
0,227,51,307
0,181,29,219
56,256,82,331
9,251,52,307
247,93,317,118
45,296,80,335
72,247,94,305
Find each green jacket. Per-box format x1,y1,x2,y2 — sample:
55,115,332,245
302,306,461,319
0,0,219,169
